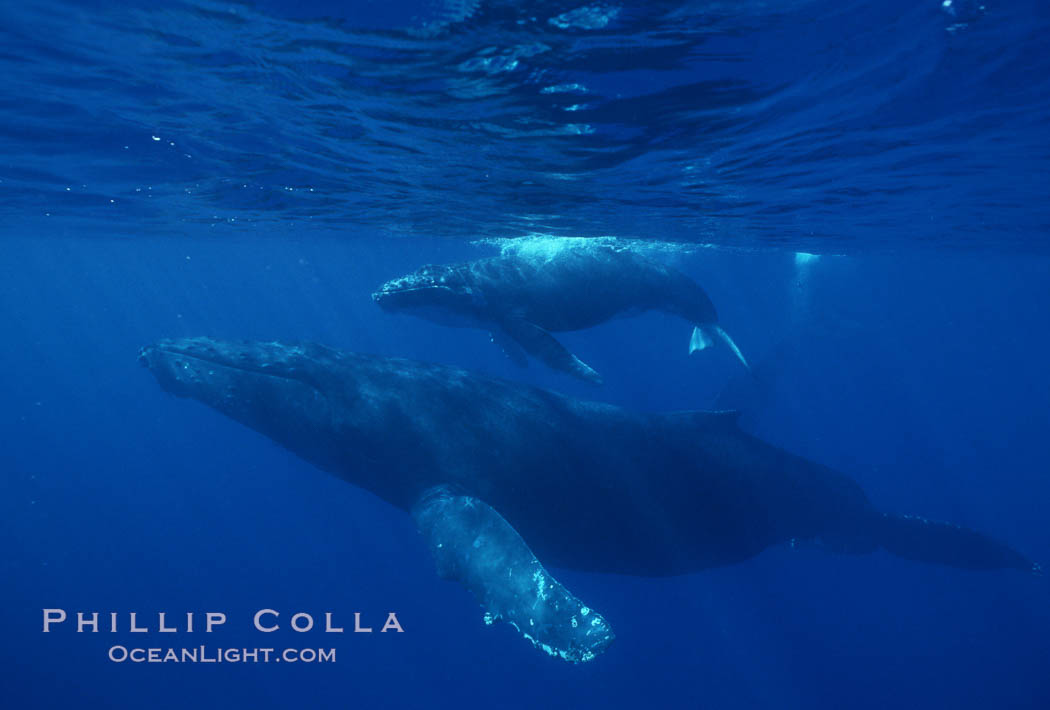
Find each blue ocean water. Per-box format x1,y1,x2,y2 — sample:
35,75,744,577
1,1,1049,708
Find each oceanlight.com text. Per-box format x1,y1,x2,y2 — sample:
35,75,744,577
108,646,336,663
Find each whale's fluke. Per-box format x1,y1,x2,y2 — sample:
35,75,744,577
878,514,1040,574
413,487,615,663
689,325,714,354
691,324,751,372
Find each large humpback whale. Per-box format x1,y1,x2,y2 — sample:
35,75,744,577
140,337,1038,662
372,242,749,383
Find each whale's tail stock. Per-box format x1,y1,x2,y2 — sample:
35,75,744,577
877,513,1041,575
690,324,751,373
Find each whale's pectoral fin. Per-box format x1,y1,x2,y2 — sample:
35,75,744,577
879,513,1041,575
489,329,529,368
500,318,602,384
412,486,615,663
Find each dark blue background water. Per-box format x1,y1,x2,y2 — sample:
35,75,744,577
1,1,1048,708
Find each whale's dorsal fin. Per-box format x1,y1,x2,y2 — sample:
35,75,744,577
412,486,615,663
499,317,602,384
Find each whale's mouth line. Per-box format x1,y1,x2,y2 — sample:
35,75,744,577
374,283,444,297
140,344,313,388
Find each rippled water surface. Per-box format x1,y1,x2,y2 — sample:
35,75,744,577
3,0,1048,248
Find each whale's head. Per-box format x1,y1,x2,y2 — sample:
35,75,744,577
372,264,484,323
139,337,477,507
138,337,363,471
140,338,334,404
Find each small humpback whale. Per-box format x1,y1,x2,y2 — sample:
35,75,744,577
372,242,749,383
140,338,1038,663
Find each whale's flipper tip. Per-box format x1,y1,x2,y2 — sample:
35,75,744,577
691,325,751,373
413,486,615,663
